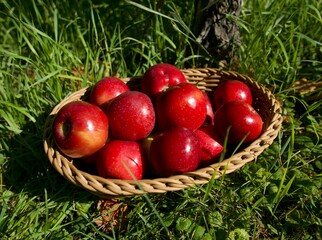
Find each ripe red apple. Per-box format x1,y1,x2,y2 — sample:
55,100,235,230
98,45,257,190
79,151,99,165
203,91,215,125
139,133,156,161
138,135,155,178
149,127,200,177
105,91,155,141
213,80,253,109
155,83,207,131
96,140,146,180
141,63,186,100
213,101,263,145
52,101,109,158
195,125,224,167
89,77,129,108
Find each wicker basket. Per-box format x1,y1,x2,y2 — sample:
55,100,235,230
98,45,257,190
43,68,283,198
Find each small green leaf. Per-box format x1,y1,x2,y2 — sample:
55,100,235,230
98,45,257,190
75,202,92,215
208,211,223,227
315,160,322,170
163,216,174,228
0,153,6,166
200,233,214,240
228,228,250,240
269,183,279,194
267,224,279,235
272,167,284,180
256,168,269,179
193,225,205,239
176,217,192,232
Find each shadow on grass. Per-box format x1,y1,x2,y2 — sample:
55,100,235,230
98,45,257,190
2,105,98,203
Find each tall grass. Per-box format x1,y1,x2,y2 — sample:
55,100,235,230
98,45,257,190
0,0,321,239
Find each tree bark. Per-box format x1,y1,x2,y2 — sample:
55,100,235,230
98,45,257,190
194,0,243,67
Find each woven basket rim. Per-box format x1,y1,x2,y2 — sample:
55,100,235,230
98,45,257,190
43,68,283,197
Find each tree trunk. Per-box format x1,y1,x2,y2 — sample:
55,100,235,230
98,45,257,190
193,0,243,67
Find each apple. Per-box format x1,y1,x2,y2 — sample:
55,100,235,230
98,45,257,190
52,101,109,158
203,91,215,125
141,63,186,100
155,82,207,131
138,134,156,178
105,91,155,141
149,127,200,177
213,80,253,109
96,140,146,180
195,124,224,167
79,151,100,165
89,77,129,108
213,101,263,145
139,134,156,160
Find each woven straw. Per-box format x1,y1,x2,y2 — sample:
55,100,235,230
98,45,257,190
43,68,283,198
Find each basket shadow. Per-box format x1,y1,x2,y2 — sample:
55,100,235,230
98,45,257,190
2,105,97,202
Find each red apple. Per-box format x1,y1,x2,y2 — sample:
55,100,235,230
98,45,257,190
213,101,263,145
139,133,160,178
195,125,224,167
141,63,186,100
96,140,146,180
79,151,99,165
213,80,253,109
149,127,200,177
139,134,156,161
105,91,155,141
52,101,109,158
155,83,207,131
203,91,215,125
89,77,129,108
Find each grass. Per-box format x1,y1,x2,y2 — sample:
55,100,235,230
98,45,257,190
0,0,321,239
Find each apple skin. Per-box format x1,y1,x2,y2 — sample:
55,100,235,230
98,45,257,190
141,63,186,100
149,127,200,177
96,140,146,180
195,124,224,167
89,77,129,108
155,83,207,131
213,101,263,145
138,133,159,178
213,80,253,110
139,134,156,161
203,91,215,125
105,91,155,141
52,101,109,158
80,151,99,165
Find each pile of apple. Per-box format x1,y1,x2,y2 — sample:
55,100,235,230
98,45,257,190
52,64,263,180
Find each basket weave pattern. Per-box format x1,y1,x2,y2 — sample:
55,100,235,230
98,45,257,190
43,68,283,197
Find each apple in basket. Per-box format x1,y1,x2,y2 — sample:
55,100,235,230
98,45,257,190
203,91,215,125
89,77,130,109
214,101,263,145
195,124,224,167
96,140,146,180
52,101,109,158
105,91,155,141
149,127,200,177
212,80,253,110
141,63,186,100
155,82,207,131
